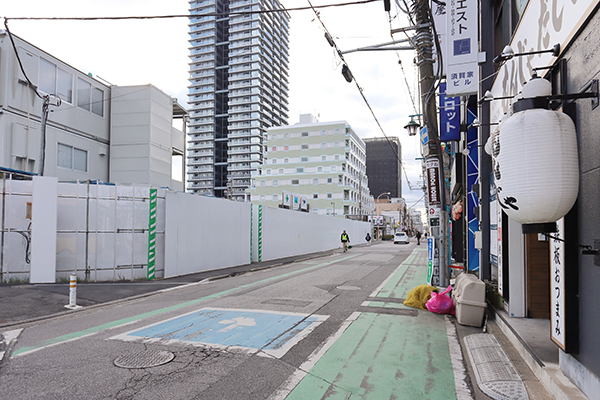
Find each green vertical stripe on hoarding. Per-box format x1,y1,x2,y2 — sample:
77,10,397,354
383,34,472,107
258,205,262,262
147,188,157,280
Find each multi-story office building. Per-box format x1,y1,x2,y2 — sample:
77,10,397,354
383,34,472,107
247,115,374,216
364,137,402,199
187,0,290,200
0,31,186,189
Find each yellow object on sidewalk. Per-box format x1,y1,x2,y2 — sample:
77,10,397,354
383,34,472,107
403,283,438,310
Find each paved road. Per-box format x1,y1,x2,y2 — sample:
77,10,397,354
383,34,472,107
0,242,475,399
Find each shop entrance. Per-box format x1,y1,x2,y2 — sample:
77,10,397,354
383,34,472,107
525,234,550,319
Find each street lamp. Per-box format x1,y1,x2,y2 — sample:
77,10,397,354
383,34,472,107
376,192,391,201
403,115,421,136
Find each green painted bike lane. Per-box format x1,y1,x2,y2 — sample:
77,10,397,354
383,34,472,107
286,248,457,400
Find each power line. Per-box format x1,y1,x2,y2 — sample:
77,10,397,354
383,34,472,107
4,0,380,21
307,0,420,191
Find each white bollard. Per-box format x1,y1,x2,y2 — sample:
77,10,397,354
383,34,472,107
65,273,83,310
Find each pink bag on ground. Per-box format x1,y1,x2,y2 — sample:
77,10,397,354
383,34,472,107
426,285,455,315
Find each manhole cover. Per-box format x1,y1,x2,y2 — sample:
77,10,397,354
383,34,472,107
114,350,175,369
336,285,361,291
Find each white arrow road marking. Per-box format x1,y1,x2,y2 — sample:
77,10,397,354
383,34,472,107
217,317,257,333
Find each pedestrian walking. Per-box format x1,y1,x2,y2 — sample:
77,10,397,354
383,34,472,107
341,230,350,252
416,231,422,245
365,232,371,246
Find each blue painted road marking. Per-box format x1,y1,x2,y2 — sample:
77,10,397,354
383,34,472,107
112,308,328,358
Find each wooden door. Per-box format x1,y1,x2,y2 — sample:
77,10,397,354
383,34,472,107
525,234,550,319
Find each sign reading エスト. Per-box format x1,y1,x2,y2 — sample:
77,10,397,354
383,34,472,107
446,0,479,96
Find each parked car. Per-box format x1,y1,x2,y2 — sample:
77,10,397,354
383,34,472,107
394,232,410,244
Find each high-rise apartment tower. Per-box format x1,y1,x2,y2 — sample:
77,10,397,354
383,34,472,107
187,0,290,200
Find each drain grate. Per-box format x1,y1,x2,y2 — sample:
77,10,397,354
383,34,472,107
114,350,175,369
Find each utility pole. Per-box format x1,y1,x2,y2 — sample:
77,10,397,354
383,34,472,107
414,0,449,286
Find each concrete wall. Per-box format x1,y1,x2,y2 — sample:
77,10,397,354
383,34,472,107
562,10,600,395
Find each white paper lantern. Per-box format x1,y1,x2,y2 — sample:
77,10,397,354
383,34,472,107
491,80,579,231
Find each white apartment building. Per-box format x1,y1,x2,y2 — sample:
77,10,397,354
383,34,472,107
187,0,290,200
0,31,186,189
247,115,375,216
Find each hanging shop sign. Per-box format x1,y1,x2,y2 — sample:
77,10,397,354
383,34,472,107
551,218,566,350
446,0,479,96
427,158,442,227
489,78,579,231
431,0,448,75
439,82,461,141
426,158,441,206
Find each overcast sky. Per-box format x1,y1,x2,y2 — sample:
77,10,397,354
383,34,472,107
1,0,426,213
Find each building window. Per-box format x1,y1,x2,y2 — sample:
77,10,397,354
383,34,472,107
312,178,319,185
301,131,309,137
278,168,284,174
317,166,323,173
77,78,91,111
284,158,289,163
312,208,319,214
321,155,327,161
260,180,266,187
313,193,319,199
260,194,266,201
91,88,104,116
327,193,333,199
291,179,299,185
272,194,279,201
334,128,341,135
284,145,289,151
273,179,279,186
284,133,289,139
331,165,337,172
335,154,340,160
334,141,341,148
321,142,327,149
266,169,271,175
272,158,277,164
301,144,309,150
321,129,327,136
271,133,277,140
327,177,333,184
296,167,304,173
77,78,104,117
57,143,87,172
272,146,277,152
40,59,73,103
301,156,309,162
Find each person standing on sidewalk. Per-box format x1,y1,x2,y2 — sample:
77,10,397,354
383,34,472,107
341,230,350,252
365,232,371,246
416,231,422,245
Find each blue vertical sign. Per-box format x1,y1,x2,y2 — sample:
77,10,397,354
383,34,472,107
439,82,461,141
466,105,480,272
